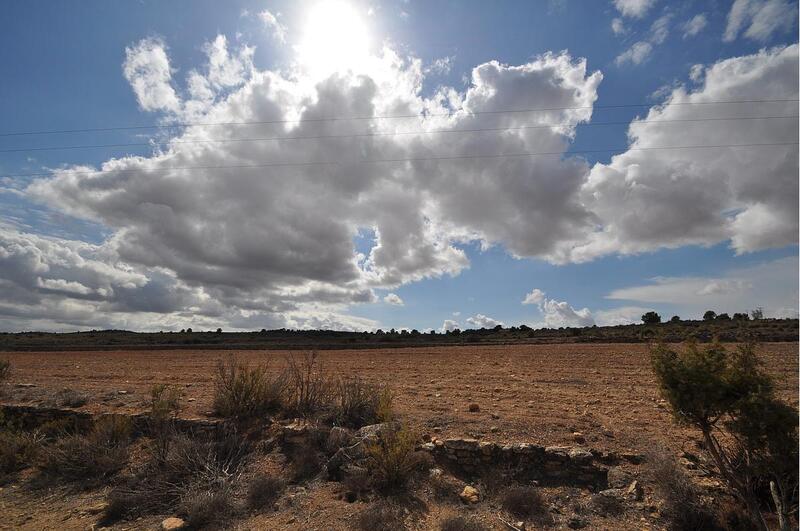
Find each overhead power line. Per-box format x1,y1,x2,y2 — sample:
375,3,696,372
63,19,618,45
4,141,796,179
0,98,796,138
0,115,796,154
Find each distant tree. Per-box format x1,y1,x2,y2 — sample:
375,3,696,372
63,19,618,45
641,311,662,325
260,329,267,334
716,313,731,321
703,310,717,321
733,313,750,321
492,324,503,331
669,315,681,323
186,327,192,333
180,329,186,333
751,307,764,320
519,324,531,331
216,328,223,334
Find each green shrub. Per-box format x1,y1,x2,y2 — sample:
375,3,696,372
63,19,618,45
213,358,286,419
651,341,798,531
365,427,427,493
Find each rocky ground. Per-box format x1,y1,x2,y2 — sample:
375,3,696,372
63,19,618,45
0,342,796,530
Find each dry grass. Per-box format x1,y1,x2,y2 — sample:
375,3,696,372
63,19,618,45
439,515,489,531
333,376,393,428
246,473,285,511
354,501,407,531
365,426,429,493
500,485,549,520
213,358,286,419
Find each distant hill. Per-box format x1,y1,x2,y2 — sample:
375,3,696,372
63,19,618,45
1,318,796,351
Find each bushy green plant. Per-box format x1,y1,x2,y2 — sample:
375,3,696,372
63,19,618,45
365,427,427,492
651,341,798,531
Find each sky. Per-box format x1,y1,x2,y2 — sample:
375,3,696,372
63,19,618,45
0,0,797,333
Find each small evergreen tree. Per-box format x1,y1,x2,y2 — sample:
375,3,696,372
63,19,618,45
641,311,661,325
703,310,717,321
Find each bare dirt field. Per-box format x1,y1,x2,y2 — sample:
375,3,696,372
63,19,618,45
0,342,797,530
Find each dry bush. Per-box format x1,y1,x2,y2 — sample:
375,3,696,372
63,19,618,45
342,466,371,502
286,351,332,415
104,431,250,523
54,388,89,408
246,473,285,511
589,492,626,517
179,488,234,529
0,430,42,478
500,485,549,520
366,426,428,493
0,359,9,381
354,501,407,531
646,447,722,531
333,377,393,428
290,440,323,482
149,383,182,420
213,358,286,419
38,415,132,484
439,515,489,531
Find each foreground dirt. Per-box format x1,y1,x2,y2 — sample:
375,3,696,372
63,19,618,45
0,343,797,530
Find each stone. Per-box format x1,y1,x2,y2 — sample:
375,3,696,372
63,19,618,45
568,447,593,463
421,442,435,452
327,426,353,450
460,485,480,504
626,480,643,501
491,413,500,420
572,432,585,444
444,438,479,451
468,403,480,412
161,517,185,530
490,426,500,433
620,452,645,464
356,422,396,440
14,383,36,388
607,466,633,488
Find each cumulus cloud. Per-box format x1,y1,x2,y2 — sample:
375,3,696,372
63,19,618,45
440,319,460,333
524,288,595,328
123,37,180,112
606,256,798,318
383,292,404,305
613,0,657,18
594,306,654,326
259,9,287,43
22,33,604,331
466,313,503,328
682,14,708,38
558,44,799,263
724,0,797,42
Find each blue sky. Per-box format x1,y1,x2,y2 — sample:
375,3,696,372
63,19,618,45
0,0,797,332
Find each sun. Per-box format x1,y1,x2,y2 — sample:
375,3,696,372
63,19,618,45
297,1,372,77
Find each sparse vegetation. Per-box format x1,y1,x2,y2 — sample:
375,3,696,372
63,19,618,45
286,351,332,415
54,387,89,408
333,377,393,427
0,429,42,478
38,415,132,483
439,515,489,531
0,359,10,381
355,501,407,531
365,426,427,493
179,488,234,529
646,446,722,531
500,485,548,520
651,341,799,530
642,311,662,325
246,473,284,511
213,358,286,419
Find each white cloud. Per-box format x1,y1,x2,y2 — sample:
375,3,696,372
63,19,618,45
611,17,627,35
522,288,546,305
594,306,654,326
615,41,653,66
615,14,671,67
122,37,180,112
613,0,657,18
606,256,798,318
524,288,595,328
440,319,460,333
558,44,799,263
682,14,708,38
466,313,503,328
689,63,705,82
383,292,404,305
259,9,287,43
724,0,797,42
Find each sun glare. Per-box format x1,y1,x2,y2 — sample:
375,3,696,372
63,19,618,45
297,1,372,77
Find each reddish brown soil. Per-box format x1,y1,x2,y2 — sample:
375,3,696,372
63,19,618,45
3,343,797,453
0,343,796,530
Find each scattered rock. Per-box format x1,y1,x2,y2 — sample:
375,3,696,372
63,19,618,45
572,432,585,444
626,480,643,501
14,383,36,388
460,485,480,504
468,403,480,412
356,422,396,440
161,517,185,530
620,452,645,464
490,426,500,433
491,413,500,420
607,466,633,488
